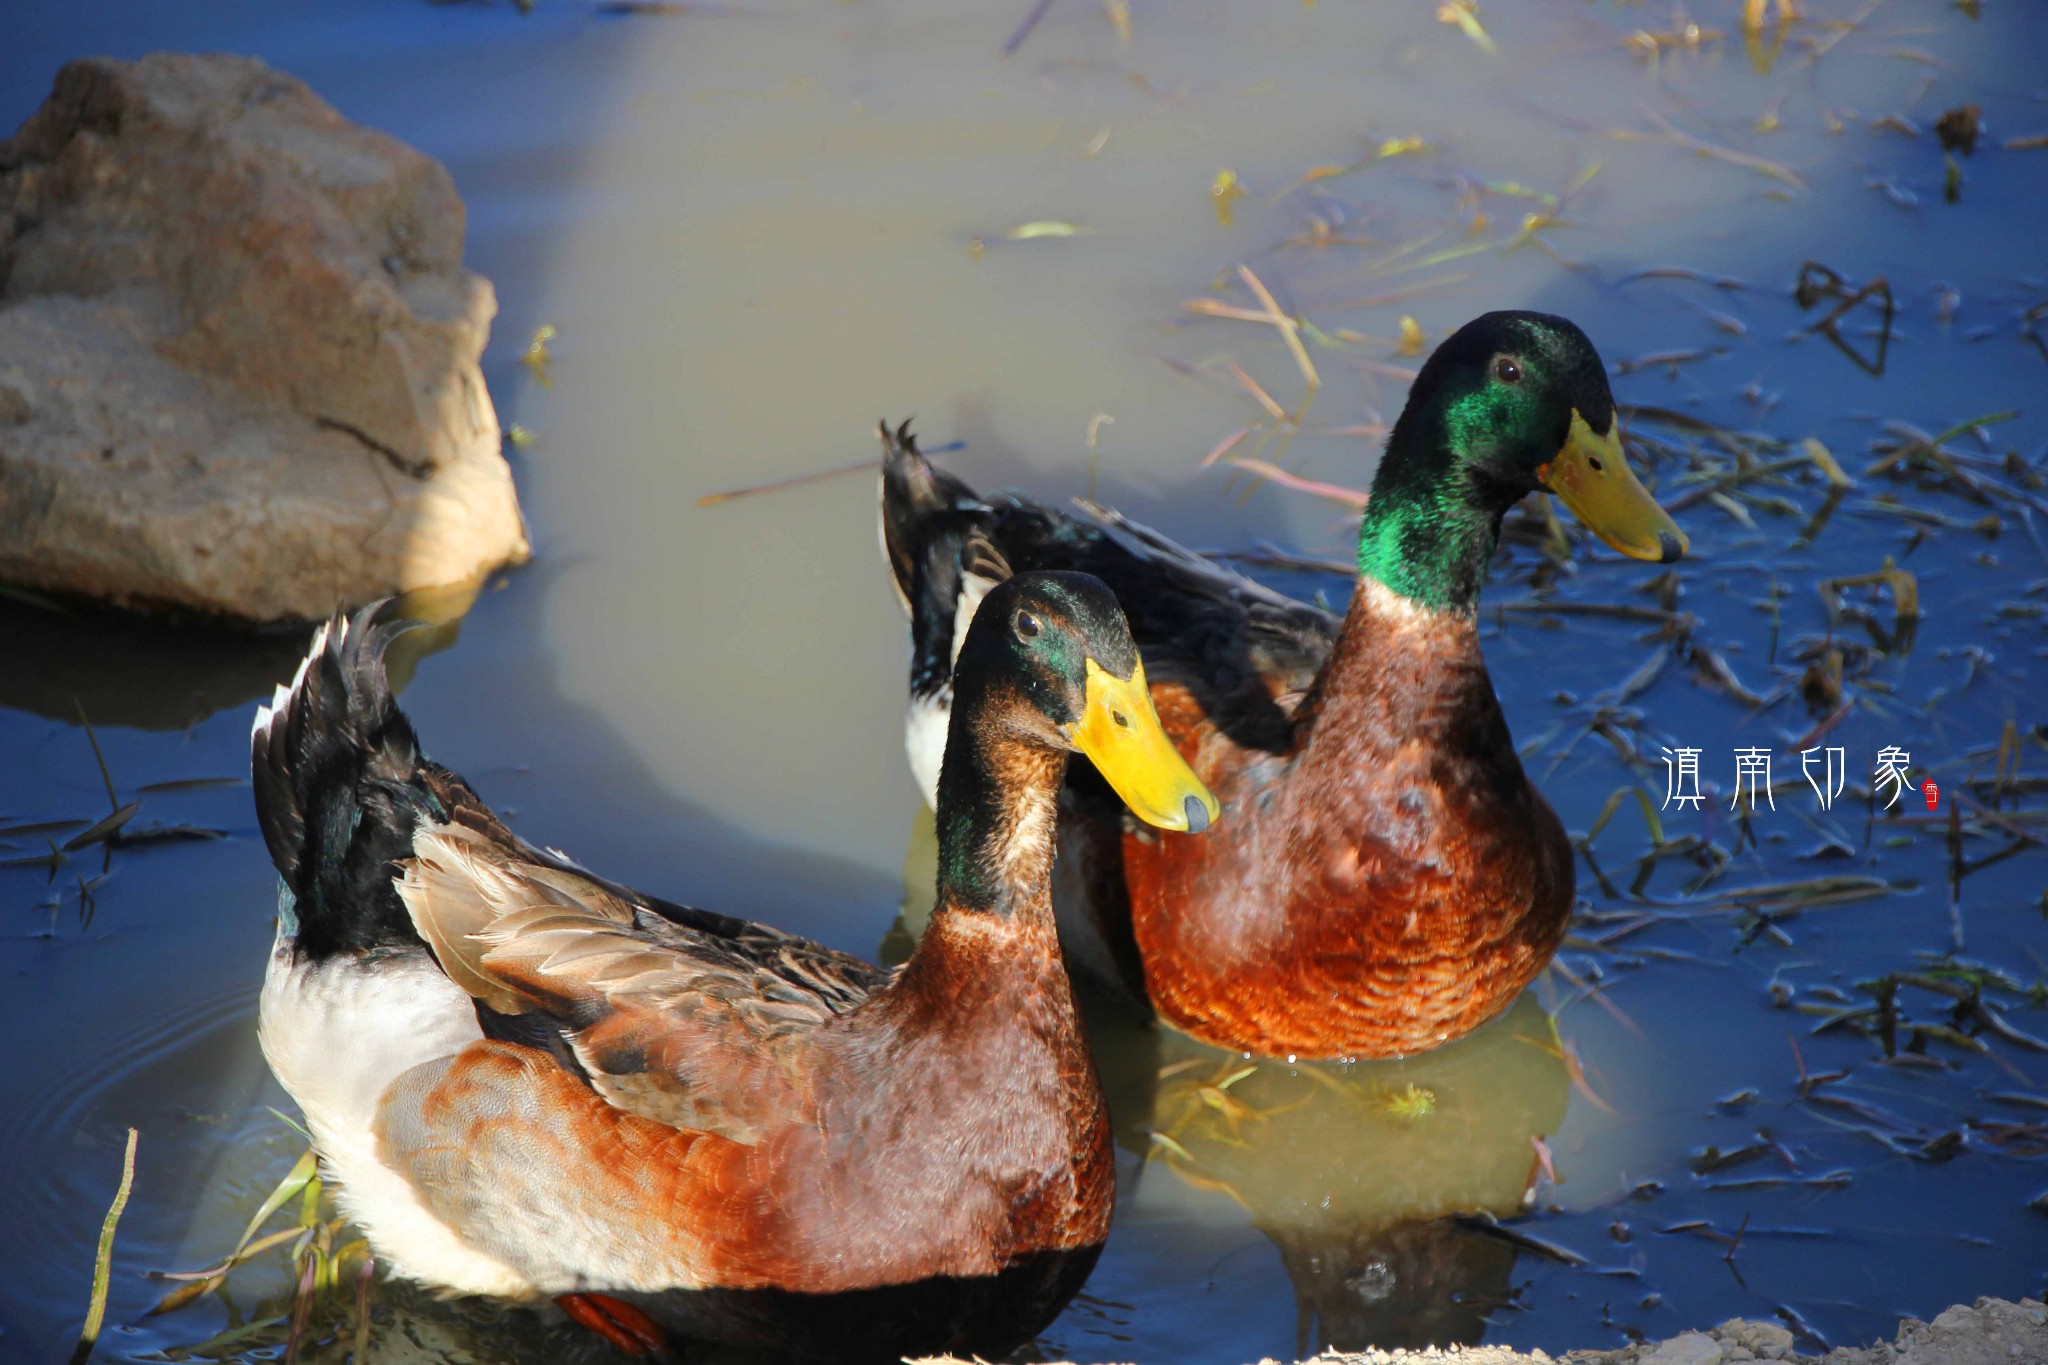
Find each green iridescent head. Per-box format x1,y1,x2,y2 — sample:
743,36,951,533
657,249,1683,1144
1356,311,1686,612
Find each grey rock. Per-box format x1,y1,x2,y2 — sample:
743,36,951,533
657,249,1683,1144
913,1299,2048,1365
1715,1321,1797,1362
1646,1334,1723,1365
1861,1297,2048,1365
0,52,528,622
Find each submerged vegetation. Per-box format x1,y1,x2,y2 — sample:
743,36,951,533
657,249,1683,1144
1122,0,2047,1347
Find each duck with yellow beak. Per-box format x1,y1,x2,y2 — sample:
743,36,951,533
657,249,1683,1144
880,310,1684,1060
250,573,1214,1363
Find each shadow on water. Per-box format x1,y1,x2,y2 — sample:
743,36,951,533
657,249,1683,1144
0,598,309,732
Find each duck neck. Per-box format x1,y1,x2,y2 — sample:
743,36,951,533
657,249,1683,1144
1293,574,1506,769
892,713,1076,1027
929,710,1064,925
1354,432,1506,616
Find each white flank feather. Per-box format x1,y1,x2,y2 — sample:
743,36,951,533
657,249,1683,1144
259,939,534,1298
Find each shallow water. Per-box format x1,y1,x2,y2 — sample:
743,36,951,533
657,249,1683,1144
3,1,2046,1361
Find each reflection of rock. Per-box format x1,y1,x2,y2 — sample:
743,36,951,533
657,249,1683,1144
0,595,307,730
0,578,475,730
0,54,529,623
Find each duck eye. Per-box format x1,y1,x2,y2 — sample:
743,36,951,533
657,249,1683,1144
1492,356,1522,384
1014,610,1041,640
1113,711,1130,728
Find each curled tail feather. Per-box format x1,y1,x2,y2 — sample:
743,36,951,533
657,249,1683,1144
251,605,441,959
879,420,971,601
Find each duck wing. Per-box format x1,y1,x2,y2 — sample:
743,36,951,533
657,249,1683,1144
880,420,1339,760
396,819,889,1144
1058,498,1338,723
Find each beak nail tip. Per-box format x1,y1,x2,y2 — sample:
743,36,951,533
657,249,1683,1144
1182,794,1212,834
1657,530,1685,563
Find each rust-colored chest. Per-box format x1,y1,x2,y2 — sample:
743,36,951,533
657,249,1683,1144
1115,588,1574,1059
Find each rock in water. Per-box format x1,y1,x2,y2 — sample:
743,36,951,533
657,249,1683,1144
0,53,530,622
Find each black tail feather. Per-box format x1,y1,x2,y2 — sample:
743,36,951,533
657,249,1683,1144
251,604,442,960
878,419,982,603
879,420,1019,703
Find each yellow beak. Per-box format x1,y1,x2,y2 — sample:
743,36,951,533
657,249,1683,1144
1538,411,1688,563
1070,658,1219,834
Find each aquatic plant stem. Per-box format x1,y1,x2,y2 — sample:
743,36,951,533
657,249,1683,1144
71,1127,139,1365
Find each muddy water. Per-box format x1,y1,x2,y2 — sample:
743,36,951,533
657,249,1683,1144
3,1,2046,1361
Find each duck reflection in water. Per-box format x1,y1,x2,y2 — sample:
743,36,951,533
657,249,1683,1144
888,808,1572,1358
1106,994,1568,1355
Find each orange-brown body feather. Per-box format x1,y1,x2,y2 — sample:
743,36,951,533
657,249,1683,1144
377,907,1110,1296
253,583,1156,1361
1111,581,1573,1058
